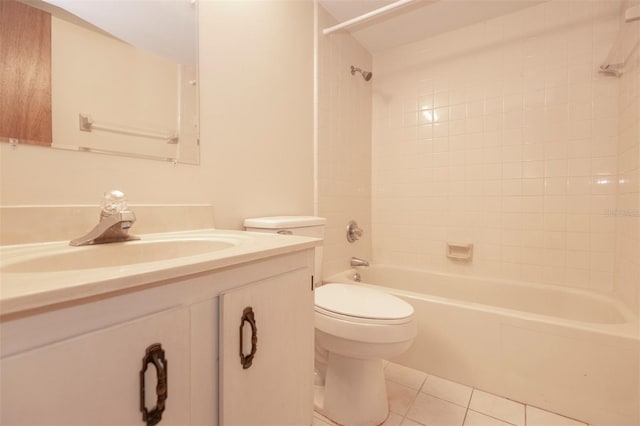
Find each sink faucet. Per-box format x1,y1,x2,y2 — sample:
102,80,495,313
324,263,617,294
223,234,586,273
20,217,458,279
350,257,370,267
70,190,139,246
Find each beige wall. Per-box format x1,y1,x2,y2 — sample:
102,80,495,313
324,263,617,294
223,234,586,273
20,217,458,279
317,5,372,279
199,0,314,228
0,0,314,230
51,17,180,159
371,0,628,296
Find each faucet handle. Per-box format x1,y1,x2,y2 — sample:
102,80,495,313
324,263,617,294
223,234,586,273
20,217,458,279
346,220,364,243
101,190,128,216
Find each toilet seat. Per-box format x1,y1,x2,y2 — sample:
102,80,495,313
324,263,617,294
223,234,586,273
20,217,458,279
314,283,416,345
315,283,414,323
315,306,412,325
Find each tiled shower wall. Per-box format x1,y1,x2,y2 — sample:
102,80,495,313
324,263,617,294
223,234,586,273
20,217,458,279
615,0,640,313
372,0,630,297
317,6,373,278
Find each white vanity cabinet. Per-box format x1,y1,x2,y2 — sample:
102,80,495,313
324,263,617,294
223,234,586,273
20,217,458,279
0,307,191,425
219,267,314,425
0,248,315,426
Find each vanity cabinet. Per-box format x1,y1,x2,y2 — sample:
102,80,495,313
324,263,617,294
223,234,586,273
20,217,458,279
0,307,191,425
219,268,314,425
0,249,315,426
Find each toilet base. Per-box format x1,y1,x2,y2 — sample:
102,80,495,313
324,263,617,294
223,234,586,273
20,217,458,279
315,352,389,426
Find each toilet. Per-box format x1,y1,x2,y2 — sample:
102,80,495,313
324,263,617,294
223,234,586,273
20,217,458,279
244,216,417,426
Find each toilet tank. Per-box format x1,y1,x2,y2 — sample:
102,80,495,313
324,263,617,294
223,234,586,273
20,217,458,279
243,216,326,285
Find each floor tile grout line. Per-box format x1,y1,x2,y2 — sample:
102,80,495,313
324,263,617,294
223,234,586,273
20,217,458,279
465,387,522,426
468,387,528,425
384,364,429,393
401,388,470,426
390,374,425,425
412,383,474,411
524,403,591,426
324,362,591,426
392,377,523,426
460,388,475,426
467,387,474,408
466,408,520,426
461,408,470,426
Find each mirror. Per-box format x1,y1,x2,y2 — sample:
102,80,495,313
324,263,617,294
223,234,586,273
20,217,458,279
0,0,199,164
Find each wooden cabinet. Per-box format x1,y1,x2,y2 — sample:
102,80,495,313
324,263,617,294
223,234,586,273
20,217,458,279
0,250,314,426
0,0,52,146
219,268,314,426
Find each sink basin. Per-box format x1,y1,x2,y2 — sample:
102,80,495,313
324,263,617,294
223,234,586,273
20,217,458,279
2,238,237,273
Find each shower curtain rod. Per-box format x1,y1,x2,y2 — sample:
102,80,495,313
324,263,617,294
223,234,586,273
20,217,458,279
323,0,417,35
600,5,640,77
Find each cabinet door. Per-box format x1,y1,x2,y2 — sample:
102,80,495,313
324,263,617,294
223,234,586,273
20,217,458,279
0,307,190,426
219,268,314,426
190,297,219,425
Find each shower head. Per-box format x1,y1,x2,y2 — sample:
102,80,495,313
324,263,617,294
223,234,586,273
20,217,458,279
350,65,372,82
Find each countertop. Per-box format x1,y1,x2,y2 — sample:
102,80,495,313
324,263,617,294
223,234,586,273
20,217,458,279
0,229,320,316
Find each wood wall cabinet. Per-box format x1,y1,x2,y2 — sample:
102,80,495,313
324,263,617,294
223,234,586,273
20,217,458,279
0,250,314,426
0,0,53,145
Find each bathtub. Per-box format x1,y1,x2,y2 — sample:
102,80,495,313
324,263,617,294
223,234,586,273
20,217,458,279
325,265,639,426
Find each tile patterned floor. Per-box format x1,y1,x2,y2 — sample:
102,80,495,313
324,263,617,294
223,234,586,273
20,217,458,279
313,362,590,426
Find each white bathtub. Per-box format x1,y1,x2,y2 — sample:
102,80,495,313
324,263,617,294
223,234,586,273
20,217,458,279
326,265,639,426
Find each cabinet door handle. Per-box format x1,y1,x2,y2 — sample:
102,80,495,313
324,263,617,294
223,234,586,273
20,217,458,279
140,343,168,426
239,306,257,369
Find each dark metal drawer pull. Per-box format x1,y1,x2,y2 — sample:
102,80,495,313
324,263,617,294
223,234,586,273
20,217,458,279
140,343,167,426
240,306,257,369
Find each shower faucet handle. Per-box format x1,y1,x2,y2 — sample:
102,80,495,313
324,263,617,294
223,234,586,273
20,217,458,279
347,220,364,243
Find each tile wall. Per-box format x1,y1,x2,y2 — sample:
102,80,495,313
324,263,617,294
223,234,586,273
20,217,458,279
371,0,633,298
317,5,373,278
615,0,640,313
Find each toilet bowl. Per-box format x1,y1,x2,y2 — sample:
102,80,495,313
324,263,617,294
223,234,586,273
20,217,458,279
243,216,416,426
314,283,416,426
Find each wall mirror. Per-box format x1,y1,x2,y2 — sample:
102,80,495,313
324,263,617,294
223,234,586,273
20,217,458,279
0,0,199,164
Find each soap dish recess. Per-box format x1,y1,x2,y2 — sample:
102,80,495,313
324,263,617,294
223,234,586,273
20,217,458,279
447,243,473,261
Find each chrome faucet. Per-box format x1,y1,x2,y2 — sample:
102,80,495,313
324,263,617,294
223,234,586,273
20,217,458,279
346,220,364,243
350,257,370,267
70,190,139,246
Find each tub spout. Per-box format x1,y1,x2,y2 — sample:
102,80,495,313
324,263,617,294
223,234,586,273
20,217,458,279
350,257,370,267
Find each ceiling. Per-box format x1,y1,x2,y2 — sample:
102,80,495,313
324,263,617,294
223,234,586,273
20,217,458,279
318,0,546,54
32,0,197,66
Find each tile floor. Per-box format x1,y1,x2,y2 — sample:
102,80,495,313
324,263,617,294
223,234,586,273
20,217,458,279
313,362,590,426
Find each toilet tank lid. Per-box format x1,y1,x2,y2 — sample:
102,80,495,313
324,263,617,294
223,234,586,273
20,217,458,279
244,216,326,229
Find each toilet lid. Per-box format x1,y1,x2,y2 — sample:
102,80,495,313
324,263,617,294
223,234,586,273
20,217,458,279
315,283,414,321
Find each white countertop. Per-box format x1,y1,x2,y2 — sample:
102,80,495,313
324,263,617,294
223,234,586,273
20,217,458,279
0,229,320,316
